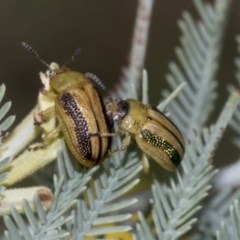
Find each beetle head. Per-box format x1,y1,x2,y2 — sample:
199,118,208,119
107,98,129,122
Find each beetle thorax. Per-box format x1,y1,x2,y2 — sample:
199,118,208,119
50,71,90,93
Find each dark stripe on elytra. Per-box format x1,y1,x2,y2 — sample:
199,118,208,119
88,86,112,163
60,93,92,160
84,86,113,164
141,129,181,166
149,105,185,152
94,86,112,130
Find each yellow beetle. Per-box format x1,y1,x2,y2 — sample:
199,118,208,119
22,42,116,167
107,98,185,171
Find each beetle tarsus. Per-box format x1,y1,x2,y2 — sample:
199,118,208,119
34,111,45,126
28,143,45,151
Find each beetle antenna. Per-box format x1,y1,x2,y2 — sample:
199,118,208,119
22,42,50,69
62,48,81,68
85,72,113,103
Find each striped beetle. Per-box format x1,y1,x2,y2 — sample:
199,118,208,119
107,98,185,171
22,42,118,167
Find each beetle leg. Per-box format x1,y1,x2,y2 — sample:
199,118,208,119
29,125,61,151
142,153,150,174
121,135,131,150
88,132,120,138
41,125,61,144
40,88,57,98
105,135,131,158
87,129,130,158
88,126,126,138
34,106,55,125
106,149,124,158
87,128,131,159
89,129,130,149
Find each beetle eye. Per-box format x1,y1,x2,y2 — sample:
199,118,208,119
116,100,129,119
49,70,57,77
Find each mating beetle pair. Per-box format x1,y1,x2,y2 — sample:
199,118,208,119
23,43,185,171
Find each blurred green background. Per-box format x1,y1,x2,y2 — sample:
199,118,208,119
1,0,240,171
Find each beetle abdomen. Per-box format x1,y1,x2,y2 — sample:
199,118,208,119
60,92,91,159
